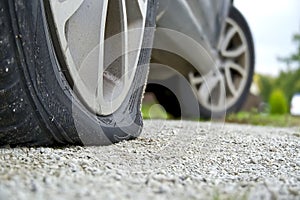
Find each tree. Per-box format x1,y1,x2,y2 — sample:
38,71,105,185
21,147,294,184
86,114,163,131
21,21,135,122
278,33,300,68
257,33,300,106
291,34,300,65
276,33,300,101
256,74,275,102
269,89,288,114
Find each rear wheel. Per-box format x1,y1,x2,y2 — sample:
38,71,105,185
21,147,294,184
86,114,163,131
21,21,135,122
188,6,255,118
0,0,156,146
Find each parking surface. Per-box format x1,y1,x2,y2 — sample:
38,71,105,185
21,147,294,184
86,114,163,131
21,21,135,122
0,120,300,199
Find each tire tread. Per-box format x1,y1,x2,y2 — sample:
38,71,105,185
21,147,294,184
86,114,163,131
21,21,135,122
0,1,55,146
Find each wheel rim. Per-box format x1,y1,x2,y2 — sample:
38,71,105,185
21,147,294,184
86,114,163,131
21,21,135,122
48,0,148,115
189,17,250,113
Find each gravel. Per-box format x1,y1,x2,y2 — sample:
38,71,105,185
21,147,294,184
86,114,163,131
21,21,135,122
0,120,300,200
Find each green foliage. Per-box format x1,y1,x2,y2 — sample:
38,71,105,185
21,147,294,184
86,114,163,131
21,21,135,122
291,34,300,63
269,89,288,115
256,74,275,102
226,111,300,127
278,33,300,67
257,33,300,104
275,69,300,101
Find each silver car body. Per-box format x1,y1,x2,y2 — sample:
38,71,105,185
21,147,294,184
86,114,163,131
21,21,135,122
150,0,232,78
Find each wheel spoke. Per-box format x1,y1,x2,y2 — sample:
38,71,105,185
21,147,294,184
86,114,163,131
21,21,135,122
93,0,109,112
137,0,148,18
224,62,239,97
216,78,226,109
222,44,246,58
49,0,84,50
220,26,237,56
96,0,128,110
218,83,226,109
188,72,204,85
220,19,248,58
125,0,148,81
226,61,246,77
122,0,130,85
96,26,105,107
198,72,221,106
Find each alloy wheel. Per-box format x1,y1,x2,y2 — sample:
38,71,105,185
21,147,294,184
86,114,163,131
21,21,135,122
48,0,148,115
189,17,250,113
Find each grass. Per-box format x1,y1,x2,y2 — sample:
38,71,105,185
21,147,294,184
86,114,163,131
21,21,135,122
142,92,300,127
226,111,300,127
142,103,300,127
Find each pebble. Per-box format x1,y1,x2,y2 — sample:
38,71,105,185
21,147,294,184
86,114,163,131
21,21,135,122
0,121,299,199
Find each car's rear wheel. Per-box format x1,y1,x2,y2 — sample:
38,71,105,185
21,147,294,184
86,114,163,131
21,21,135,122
188,6,255,118
0,0,156,146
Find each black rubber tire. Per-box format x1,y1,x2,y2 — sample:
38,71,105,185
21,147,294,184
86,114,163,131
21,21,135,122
0,0,157,147
198,6,255,119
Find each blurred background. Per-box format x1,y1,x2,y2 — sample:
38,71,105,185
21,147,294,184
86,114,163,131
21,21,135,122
143,0,300,127
236,0,300,76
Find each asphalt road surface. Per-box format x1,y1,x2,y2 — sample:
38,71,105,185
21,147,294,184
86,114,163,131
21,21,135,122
0,120,300,200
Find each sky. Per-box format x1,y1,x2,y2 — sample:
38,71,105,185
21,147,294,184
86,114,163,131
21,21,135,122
235,0,300,76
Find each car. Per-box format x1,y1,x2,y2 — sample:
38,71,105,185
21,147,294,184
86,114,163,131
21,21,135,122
0,0,157,146
147,0,255,119
290,93,300,116
0,0,254,146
